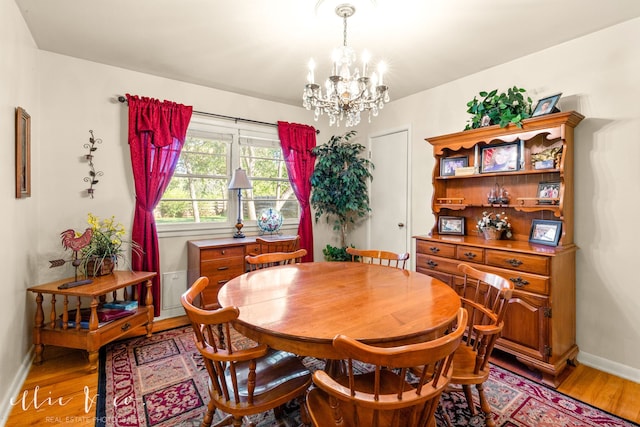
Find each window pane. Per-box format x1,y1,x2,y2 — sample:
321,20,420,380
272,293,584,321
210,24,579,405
240,139,299,222
155,133,231,224
156,119,301,228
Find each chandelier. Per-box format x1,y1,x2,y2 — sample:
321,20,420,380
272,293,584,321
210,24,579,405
303,3,390,127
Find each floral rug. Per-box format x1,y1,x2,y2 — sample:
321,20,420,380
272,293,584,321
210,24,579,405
97,326,637,427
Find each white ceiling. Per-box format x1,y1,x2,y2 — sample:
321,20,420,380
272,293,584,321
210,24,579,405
15,0,640,106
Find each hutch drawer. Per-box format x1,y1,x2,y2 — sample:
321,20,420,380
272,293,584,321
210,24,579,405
485,249,549,275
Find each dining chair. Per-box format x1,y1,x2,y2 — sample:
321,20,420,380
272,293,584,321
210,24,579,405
414,263,514,427
346,247,410,269
306,307,468,427
245,248,307,271
181,276,312,427
255,235,300,254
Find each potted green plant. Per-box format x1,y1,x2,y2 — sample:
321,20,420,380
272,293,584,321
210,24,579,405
310,130,374,260
464,86,532,130
80,213,142,276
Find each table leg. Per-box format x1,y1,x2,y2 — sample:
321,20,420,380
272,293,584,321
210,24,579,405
87,351,99,372
34,293,44,365
144,279,154,337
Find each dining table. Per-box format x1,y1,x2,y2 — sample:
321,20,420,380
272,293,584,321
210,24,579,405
217,261,461,360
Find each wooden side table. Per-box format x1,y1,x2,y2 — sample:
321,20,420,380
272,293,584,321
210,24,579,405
27,271,156,371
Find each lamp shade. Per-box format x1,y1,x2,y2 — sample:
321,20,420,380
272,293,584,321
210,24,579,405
228,168,252,190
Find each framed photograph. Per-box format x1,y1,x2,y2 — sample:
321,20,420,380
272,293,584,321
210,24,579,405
15,107,31,199
440,156,468,177
529,219,562,246
438,216,465,235
537,181,560,205
532,93,562,117
480,142,519,173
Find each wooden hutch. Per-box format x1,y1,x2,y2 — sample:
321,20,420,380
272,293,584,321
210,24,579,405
414,111,584,387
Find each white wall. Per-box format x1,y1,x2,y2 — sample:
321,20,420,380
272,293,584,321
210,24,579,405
0,0,40,423
366,17,640,381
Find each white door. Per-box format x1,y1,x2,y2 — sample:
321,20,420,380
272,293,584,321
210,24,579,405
369,129,409,254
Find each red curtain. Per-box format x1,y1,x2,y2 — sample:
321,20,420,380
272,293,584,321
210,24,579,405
277,121,317,262
126,94,193,316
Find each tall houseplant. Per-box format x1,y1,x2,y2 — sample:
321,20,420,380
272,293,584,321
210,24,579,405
310,131,373,259
464,86,532,130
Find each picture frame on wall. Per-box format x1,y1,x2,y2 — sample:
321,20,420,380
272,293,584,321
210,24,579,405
440,156,468,177
15,106,31,199
529,219,562,246
532,93,562,117
480,142,519,173
438,216,465,235
537,181,560,205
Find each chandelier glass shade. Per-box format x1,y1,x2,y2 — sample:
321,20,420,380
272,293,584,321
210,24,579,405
303,4,390,127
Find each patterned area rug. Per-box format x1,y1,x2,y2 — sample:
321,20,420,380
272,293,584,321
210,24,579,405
97,326,637,427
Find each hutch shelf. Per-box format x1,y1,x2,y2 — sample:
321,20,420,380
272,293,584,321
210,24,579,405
415,111,584,387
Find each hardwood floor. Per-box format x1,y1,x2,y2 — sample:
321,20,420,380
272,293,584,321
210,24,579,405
6,316,640,426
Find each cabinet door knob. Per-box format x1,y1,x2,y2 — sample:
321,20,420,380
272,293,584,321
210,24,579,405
398,223,405,228
221,250,226,255
463,252,476,259
506,258,523,267
427,260,438,268
121,322,131,331
429,247,440,254
510,277,529,287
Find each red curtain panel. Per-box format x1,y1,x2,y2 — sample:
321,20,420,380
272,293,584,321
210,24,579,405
277,121,317,263
126,94,193,315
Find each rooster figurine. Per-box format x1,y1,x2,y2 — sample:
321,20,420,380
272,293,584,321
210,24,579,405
51,228,94,288
60,228,93,252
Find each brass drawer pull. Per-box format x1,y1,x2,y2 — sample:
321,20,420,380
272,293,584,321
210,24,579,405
427,260,438,268
506,258,523,267
217,266,229,271
429,247,440,253
463,252,476,259
121,322,131,331
510,277,529,287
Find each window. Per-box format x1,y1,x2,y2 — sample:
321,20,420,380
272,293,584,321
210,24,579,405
155,115,299,232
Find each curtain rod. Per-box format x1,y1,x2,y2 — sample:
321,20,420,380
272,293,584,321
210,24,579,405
117,96,319,134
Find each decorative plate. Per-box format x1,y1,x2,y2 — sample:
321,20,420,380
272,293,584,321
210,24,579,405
257,208,283,234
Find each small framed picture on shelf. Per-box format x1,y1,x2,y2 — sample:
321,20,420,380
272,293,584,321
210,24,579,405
529,219,562,246
480,142,519,173
438,216,465,235
532,93,562,117
537,182,560,205
440,156,468,177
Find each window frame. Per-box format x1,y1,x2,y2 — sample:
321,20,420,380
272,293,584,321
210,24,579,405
156,115,300,237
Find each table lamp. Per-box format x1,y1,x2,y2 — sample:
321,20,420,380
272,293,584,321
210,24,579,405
228,168,252,238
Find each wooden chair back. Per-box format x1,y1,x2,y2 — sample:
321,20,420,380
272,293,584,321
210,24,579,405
255,235,300,254
181,277,312,426
346,247,410,269
445,263,514,426
306,308,468,427
245,248,307,271
456,262,514,373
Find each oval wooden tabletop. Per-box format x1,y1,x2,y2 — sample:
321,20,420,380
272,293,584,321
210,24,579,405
217,262,461,359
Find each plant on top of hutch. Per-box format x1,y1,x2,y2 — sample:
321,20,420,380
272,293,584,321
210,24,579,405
464,86,533,130
415,110,584,388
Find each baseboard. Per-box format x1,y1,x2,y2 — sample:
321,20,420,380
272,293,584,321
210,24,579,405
0,348,34,427
578,351,640,384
